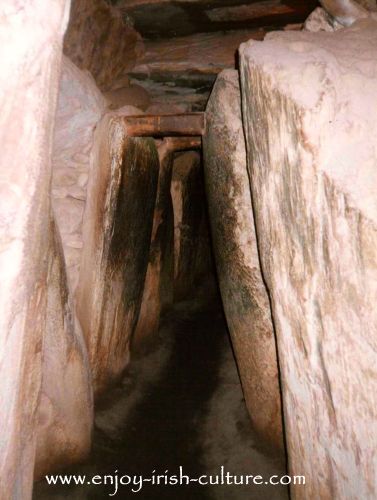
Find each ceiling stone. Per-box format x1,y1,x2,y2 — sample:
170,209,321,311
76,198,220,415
111,0,318,38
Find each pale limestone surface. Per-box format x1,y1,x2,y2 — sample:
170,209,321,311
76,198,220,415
0,1,70,498
203,70,283,451
76,113,159,395
240,19,377,499
304,7,342,31
35,217,93,479
52,56,107,294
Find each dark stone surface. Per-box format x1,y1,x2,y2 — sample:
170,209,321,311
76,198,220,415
77,116,159,395
112,0,318,39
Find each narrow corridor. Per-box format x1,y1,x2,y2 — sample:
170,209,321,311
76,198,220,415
34,289,288,500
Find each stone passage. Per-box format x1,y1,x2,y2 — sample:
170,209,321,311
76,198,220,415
33,296,288,500
1,3,377,499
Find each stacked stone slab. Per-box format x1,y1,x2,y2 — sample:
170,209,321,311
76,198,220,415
240,18,377,499
203,70,283,451
0,1,70,498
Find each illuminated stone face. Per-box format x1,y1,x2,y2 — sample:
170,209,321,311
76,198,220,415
240,19,377,499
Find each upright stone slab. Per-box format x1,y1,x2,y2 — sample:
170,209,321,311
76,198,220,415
132,139,175,354
0,2,69,498
35,217,93,478
203,70,283,450
240,19,377,499
77,113,159,394
171,151,212,300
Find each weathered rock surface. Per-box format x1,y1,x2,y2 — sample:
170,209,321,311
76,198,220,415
104,84,150,111
64,0,143,91
35,218,93,479
319,0,372,26
130,30,265,111
0,1,69,498
132,30,265,79
117,0,317,38
304,7,342,31
52,56,107,293
77,112,159,394
171,151,212,300
240,19,377,499
203,69,283,451
132,139,175,354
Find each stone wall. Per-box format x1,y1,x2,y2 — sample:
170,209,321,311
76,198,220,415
64,0,143,91
35,217,93,479
240,19,377,499
52,55,107,294
204,70,283,451
0,1,70,498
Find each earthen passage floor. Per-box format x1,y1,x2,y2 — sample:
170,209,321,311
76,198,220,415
33,298,288,500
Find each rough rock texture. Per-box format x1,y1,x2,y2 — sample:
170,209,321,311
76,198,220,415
304,7,342,31
240,19,377,499
64,0,143,91
35,218,93,479
116,0,317,38
203,70,283,451
130,30,265,111
0,1,69,498
132,30,265,78
171,151,213,300
52,56,107,293
104,84,150,111
132,139,175,354
76,112,159,394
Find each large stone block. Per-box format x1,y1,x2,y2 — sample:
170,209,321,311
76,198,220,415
64,0,143,91
0,1,69,498
203,70,283,451
35,217,93,479
240,19,377,499
77,114,159,394
132,139,175,354
52,56,107,294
